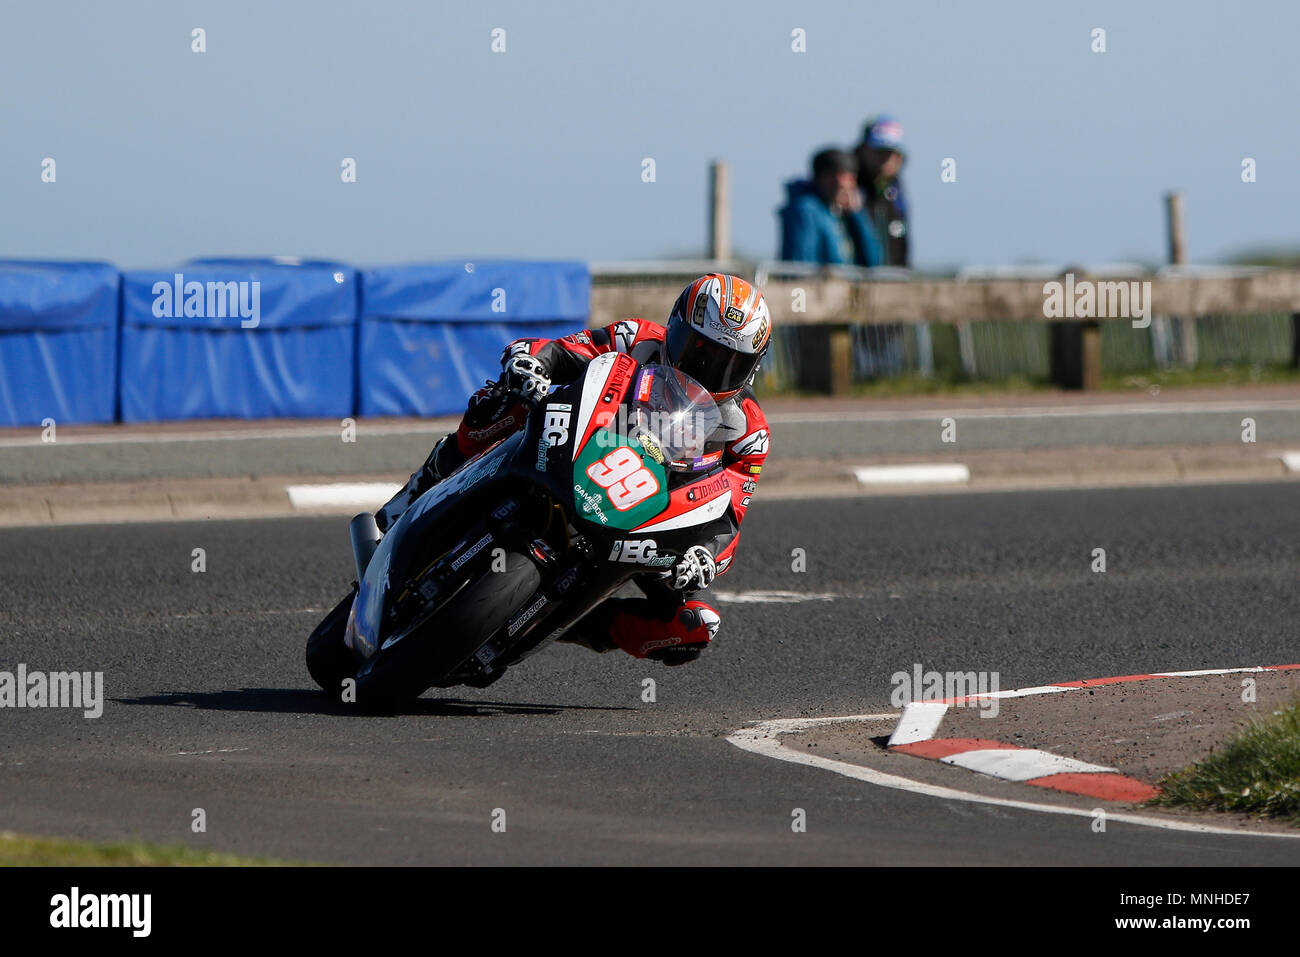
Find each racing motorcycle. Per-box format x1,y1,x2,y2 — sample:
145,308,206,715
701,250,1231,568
305,352,740,710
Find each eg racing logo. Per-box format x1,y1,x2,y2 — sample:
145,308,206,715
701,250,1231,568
543,404,572,446
536,402,571,470
609,539,676,567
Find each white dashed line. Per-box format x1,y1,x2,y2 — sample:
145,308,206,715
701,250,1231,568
711,590,838,604
285,483,401,509
852,464,970,485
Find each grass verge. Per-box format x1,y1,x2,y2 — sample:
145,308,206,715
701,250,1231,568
1148,698,1300,825
0,831,299,866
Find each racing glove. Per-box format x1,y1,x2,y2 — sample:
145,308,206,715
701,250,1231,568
462,352,552,433
666,545,716,591
502,353,552,405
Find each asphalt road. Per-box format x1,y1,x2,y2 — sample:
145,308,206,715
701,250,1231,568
3,483,1299,864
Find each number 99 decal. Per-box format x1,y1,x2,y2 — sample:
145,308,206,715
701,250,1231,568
585,446,660,511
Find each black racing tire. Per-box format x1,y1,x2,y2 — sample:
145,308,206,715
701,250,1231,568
306,590,359,694
352,551,541,713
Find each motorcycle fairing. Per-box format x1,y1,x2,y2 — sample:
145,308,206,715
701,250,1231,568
347,432,522,659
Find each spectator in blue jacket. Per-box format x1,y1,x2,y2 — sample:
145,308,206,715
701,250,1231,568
780,149,883,267
855,115,910,267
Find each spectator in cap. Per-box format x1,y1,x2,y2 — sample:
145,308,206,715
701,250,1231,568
856,115,910,267
779,147,883,267
850,116,911,377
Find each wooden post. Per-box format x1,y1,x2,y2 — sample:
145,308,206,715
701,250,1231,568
794,325,853,394
1048,270,1103,389
1081,321,1102,390
829,326,853,394
1165,192,1186,265
1050,320,1091,389
708,161,730,262
1165,191,1198,367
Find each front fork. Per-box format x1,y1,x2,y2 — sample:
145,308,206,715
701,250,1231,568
349,512,382,582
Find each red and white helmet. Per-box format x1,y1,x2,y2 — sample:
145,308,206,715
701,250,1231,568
665,274,772,401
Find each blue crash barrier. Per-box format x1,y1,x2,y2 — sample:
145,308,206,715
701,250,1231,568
0,260,120,426
119,261,357,421
358,261,590,416
0,258,594,425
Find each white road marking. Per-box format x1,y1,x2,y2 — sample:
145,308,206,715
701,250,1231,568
853,464,970,485
977,685,1076,700
711,590,838,604
174,747,251,756
944,747,1115,780
727,716,1300,838
286,483,401,509
888,702,948,745
908,668,1292,707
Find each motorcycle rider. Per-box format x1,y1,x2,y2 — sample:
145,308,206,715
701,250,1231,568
375,274,772,666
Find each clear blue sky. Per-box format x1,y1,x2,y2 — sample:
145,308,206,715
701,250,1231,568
3,0,1296,270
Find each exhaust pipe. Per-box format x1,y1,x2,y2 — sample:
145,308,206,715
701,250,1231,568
349,512,382,582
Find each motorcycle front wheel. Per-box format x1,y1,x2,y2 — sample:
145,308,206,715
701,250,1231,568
306,590,358,694
353,551,542,712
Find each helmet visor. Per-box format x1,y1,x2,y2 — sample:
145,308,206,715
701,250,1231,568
665,322,761,396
